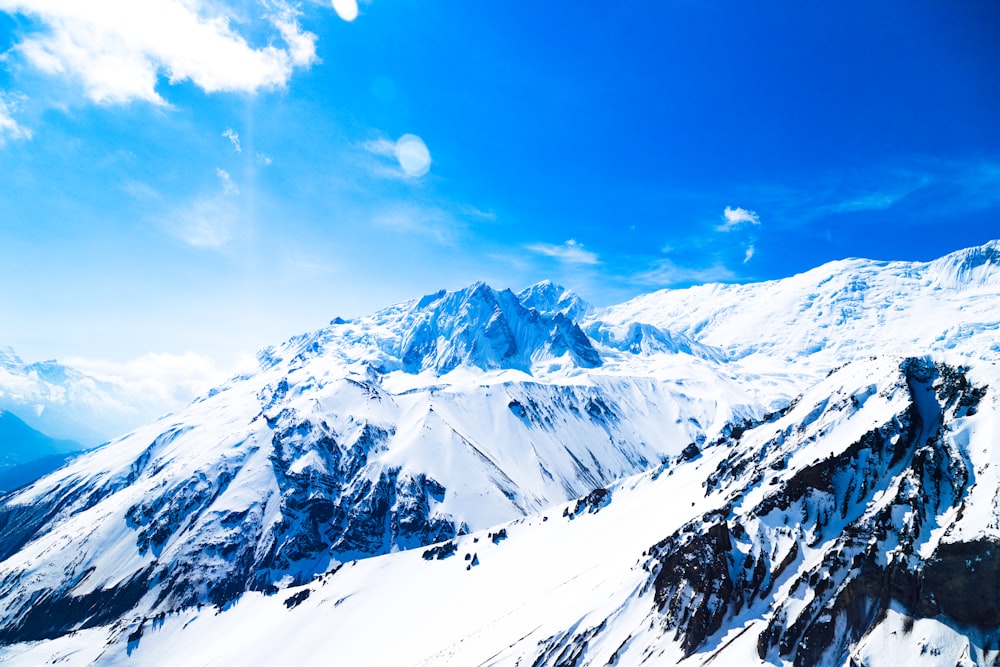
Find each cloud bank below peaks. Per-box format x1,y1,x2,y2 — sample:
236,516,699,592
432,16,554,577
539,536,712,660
0,0,318,105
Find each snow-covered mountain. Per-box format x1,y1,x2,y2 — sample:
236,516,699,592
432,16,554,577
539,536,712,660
597,241,1000,373
0,348,163,446
4,355,997,666
1,241,1000,665
0,281,754,644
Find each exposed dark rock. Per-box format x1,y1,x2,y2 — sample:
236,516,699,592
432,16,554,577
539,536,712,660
644,359,993,665
563,487,611,520
0,565,154,644
919,538,1000,626
422,540,457,561
680,443,700,461
283,589,311,609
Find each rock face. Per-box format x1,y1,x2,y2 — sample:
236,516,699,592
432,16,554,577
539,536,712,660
584,357,999,666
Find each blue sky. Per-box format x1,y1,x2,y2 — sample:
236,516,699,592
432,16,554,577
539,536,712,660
0,0,998,387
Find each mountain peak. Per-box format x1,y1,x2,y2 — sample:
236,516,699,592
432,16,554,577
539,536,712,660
516,280,591,322
397,282,600,373
0,346,23,368
928,239,1000,289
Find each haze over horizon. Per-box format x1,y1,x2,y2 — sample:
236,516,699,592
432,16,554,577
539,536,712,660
1,0,998,397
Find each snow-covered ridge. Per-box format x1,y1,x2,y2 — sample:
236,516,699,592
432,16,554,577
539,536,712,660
595,241,1000,372
6,355,997,666
0,279,758,644
1,241,1000,664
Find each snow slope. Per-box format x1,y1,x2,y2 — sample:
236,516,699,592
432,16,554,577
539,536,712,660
595,241,1000,407
0,282,758,644
4,355,995,667
2,242,1000,665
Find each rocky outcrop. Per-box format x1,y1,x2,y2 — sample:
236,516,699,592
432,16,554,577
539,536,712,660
644,359,993,666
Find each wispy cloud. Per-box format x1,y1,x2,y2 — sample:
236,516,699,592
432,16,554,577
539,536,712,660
741,159,1000,227
222,128,241,153
632,258,738,287
216,167,239,195
0,0,319,105
256,152,272,166
743,244,755,263
718,205,761,231
171,197,238,248
370,203,460,243
525,239,600,265
0,93,32,142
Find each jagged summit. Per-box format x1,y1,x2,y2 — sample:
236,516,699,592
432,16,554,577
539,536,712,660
516,280,592,322
261,281,602,376
396,281,600,373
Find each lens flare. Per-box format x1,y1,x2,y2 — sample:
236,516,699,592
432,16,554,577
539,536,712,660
396,134,431,177
332,0,359,22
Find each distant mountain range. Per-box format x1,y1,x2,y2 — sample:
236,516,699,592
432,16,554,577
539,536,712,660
0,241,998,666
0,410,80,492
0,347,166,446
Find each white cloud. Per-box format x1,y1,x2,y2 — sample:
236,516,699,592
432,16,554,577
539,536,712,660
222,127,241,153
633,259,737,286
526,239,600,265
256,152,272,166
0,0,318,105
216,167,239,195
743,244,755,263
63,351,250,409
0,93,32,141
370,203,458,242
171,196,238,248
363,137,396,158
718,205,761,231
363,133,432,178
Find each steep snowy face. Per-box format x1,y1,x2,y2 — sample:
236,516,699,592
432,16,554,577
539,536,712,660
0,347,148,445
596,240,1000,371
0,278,771,646
516,280,592,322
514,357,1000,667
395,282,600,373
927,239,1000,289
258,282,602,377
26,356,996,667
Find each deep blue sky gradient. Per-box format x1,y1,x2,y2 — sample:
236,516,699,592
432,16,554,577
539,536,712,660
0,0,998,367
